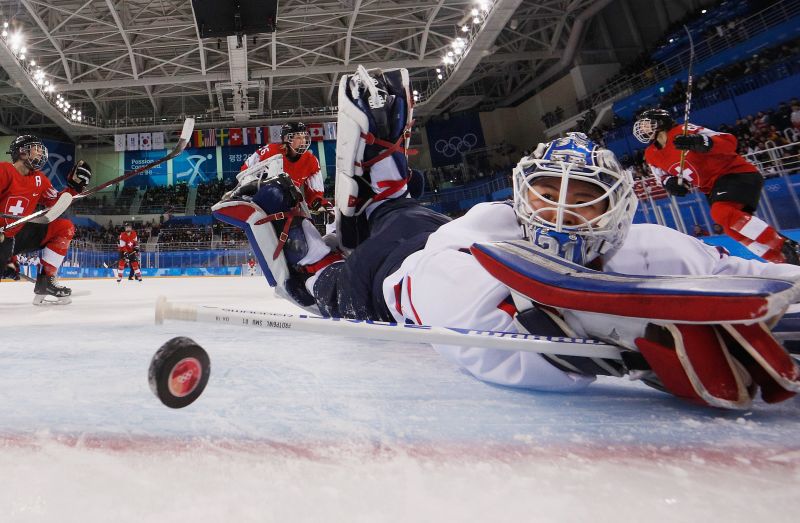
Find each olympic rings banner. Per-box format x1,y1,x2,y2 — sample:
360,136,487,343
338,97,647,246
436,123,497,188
425,112,486,167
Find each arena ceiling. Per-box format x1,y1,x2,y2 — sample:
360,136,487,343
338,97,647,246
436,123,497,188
0,0,704,144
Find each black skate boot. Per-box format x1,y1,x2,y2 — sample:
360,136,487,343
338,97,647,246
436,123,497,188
781,237,800,265
33,271,72,305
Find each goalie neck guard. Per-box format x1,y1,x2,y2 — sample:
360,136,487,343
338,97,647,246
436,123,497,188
512,133,638,265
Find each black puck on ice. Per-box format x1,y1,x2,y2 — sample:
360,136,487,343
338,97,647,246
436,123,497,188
148,337,210,409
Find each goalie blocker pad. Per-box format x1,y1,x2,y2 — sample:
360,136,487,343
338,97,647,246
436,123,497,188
471,240,800,324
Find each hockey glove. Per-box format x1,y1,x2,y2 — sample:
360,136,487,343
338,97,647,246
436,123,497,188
310,198,336,223
673,134,713,152
663,176,690,197
67,161,92,192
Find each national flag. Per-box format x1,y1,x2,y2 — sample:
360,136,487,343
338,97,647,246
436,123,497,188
192,130,205,148
268,125,283,144
126,134,139,151
203,129,217,147
244,127,263,145
114,134,126,152
139,132,152,151
152,132,165,150
323,122,337,141
307,123,324,142
229,128,244,146
216,128,229,146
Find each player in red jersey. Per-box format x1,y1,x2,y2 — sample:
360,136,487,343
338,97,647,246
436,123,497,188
247,255,256,276
239,122,333,220
0,135,91,304
633,108,800,264
117,222,142,282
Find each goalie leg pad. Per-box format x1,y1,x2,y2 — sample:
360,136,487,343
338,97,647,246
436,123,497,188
635,324,754,409
335,66,414,249
212,177,329,313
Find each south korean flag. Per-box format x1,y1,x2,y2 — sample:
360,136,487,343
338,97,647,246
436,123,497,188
139,132,152,151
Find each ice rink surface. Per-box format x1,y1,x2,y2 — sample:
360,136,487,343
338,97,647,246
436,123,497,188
1,275,799,522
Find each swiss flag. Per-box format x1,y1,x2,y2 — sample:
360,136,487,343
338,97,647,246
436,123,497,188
229,128,244,146
307,123,324,142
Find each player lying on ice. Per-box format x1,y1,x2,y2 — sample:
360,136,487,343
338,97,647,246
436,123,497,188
213,66,800,410
0,135,92,305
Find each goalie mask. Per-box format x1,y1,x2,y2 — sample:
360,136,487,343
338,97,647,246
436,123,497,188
512,133,637,265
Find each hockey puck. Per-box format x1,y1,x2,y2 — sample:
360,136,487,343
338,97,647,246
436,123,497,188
148,337,210,409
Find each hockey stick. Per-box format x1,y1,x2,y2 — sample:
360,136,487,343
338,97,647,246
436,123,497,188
154,297,624,360
0,119,194,234
75,118,194,200
676,25,695,187
0,192,73,233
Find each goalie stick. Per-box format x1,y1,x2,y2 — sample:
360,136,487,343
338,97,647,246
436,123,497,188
0,118,194,233
154,297,624,360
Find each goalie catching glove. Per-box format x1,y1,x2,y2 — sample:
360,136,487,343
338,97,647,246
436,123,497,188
472,240,800,409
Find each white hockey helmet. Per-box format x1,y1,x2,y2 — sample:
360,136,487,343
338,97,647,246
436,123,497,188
512,132,638,264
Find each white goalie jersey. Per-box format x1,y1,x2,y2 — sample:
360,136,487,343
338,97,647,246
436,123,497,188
382,202,800,392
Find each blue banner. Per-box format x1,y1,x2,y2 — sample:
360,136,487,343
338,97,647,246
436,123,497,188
426,112,486,167
172,147,218,186
40,139,76,190
123,149,168,187
221,145,259,180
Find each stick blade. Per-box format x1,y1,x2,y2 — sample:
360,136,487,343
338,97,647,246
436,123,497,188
180,118,195,141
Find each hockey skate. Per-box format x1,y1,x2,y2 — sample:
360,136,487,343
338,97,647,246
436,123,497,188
33,271,72,306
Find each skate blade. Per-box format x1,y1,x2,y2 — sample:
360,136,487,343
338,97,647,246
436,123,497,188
32,294,72,306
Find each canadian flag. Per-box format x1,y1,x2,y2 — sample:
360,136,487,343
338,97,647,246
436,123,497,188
307,123,324,142
229,128,244,146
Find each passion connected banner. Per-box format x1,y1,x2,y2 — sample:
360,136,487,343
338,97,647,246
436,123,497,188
123,149,168,187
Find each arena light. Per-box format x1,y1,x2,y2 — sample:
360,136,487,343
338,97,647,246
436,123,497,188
461,25,469,32
0,21,85,123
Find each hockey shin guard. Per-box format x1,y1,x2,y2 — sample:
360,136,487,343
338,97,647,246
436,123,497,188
40,218,74,275
710,201,784,261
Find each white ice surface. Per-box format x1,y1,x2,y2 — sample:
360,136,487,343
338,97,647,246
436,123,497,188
1,276,799,522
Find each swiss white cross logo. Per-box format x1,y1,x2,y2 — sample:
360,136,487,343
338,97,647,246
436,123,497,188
668,161,696,182
7,198,27,216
